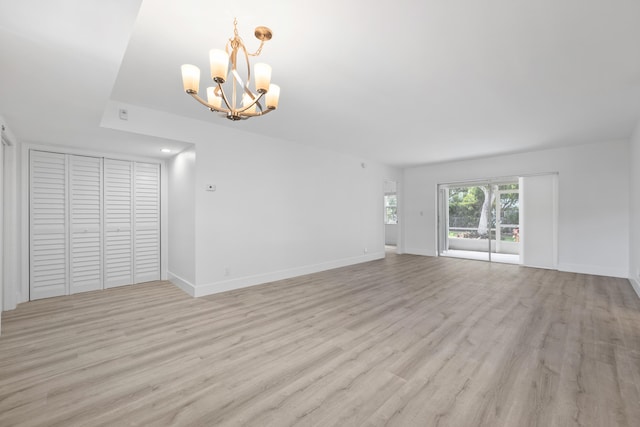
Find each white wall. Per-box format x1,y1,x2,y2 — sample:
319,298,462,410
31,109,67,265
103,102,401,297
630,121,640,296
192,133,400,296
1,116,20,317
404,140,630,278
167,147,196,291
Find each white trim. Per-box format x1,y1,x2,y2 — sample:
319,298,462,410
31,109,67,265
558,263,628,279
168,272,196,297
160,161,168,281
522,263,557,271
0,131,3,326
192,252,385,298
404,247,436,257
2,140,17,311
629,278,640,299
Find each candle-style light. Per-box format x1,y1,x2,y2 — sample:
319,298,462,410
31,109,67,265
209,49,229,83
206,87,223,109
266,84,280,110
254,63,271,93
181,64,200,93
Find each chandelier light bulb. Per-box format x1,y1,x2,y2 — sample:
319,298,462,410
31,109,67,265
181,64,200,93
254,63,272,93
206,87,223,109
242,94,257,114
266,84,280,110
209,49,229,83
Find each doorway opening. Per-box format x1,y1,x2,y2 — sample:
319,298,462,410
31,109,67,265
438,179,520,264
384,180,398,253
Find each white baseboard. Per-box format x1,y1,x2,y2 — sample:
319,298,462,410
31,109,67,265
629,277,640,299
557,263,627,279
521,263,557,270
167,272,196,297
192,252,385,298
403,247,436,257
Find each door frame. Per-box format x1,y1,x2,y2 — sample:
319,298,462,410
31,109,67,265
437,176,520,263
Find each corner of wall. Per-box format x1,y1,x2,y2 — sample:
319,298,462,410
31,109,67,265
630,120,640,297
167,272,196,297
1,117,21,311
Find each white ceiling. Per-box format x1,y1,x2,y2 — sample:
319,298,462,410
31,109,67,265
1,0,639,165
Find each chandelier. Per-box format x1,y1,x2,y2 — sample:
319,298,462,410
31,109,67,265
181,18,280,121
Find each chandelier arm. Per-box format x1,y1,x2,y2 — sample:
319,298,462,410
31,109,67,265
216,83,233,112
248,40,265,57
240,44,254,99
230,69,259,104
236,91,265,113
187,91,230,114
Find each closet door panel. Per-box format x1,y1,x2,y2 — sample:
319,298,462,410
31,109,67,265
104,159,134,288
134,162,160,283
30,151,68,300
69,155,103,294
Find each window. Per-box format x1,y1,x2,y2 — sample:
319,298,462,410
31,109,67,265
384,194,398,224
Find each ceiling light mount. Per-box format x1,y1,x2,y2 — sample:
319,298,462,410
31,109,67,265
254,26,272,42
181,18,280,121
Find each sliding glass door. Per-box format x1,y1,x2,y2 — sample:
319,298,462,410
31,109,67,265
438,179,520,264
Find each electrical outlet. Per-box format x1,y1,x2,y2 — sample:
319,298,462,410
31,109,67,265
206,184,216,192
118,108,128,120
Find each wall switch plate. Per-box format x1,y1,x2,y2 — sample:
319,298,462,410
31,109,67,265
206,184,216,192
118,108,128,120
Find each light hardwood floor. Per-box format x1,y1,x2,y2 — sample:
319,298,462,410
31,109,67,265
2,253,640,426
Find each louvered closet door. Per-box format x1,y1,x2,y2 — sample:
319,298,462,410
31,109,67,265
104,159,134,288
134,162,160,283
69,155,103,294
30,151,68,300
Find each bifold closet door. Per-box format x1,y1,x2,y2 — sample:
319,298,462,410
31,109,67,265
104,159,134,288
30,151,68,300
134,162,160,283
69,155,103,294
30,152,160,300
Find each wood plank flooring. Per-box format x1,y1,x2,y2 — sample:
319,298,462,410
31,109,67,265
2,253,640,426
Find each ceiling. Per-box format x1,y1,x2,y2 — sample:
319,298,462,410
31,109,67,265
1,0,639,166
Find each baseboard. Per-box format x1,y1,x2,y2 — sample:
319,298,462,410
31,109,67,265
629,277,640,299
521,263,557,270
167,272,196,297
557,263,627,279
403,247,436,257
193,252,385,297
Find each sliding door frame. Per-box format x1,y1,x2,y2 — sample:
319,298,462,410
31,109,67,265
437,176,520,263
